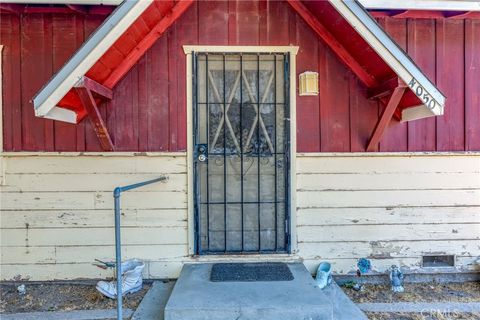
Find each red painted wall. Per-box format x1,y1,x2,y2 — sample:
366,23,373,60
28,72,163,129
1,1,479,152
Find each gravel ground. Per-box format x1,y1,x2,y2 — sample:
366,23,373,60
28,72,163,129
0,283,150,314
343,282,480,303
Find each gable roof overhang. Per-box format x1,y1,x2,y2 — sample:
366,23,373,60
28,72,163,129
33,0,194,123
32,0,446,125
292,0,445,121
33,0,152,122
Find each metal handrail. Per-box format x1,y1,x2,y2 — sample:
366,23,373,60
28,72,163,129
113,176,167,320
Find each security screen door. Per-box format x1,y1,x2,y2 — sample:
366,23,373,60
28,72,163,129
193,52,290,254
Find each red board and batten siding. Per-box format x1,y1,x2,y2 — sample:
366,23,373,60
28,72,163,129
466,19,480,151
1,1,480,152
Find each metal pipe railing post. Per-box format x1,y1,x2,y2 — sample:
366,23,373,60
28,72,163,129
113,176,167,320
114,187,122,320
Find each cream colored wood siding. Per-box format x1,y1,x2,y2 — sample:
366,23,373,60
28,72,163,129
0,153,188,280
1,152,479,280
296,153,480,274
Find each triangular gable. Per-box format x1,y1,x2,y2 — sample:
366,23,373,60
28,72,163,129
33,0,445,124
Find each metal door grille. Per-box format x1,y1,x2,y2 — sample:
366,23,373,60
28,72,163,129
193,52,290,254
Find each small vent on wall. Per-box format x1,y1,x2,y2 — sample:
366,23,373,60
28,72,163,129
422,255,455,268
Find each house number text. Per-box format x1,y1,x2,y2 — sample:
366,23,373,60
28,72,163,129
408,77,437,111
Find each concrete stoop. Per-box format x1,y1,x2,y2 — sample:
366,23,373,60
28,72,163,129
162,262,367,320
323,281,368,320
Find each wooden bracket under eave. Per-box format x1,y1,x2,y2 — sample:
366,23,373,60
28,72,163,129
74,76,113,100
367,76,405,100
75,82,115,152
366,83,407,152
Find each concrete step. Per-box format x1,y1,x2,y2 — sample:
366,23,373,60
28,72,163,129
131,281,175,320
164,262,334,320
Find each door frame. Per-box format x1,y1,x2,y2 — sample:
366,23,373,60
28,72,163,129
183,45,299,256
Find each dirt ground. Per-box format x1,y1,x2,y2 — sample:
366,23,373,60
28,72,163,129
342,281,480,320
365,312,480,320
0,282,151,314
343,281,480,303
1,281,479,319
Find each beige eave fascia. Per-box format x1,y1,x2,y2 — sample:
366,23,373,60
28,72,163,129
359,0,480,11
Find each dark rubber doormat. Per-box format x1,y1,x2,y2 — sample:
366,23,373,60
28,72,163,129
210,262,294,282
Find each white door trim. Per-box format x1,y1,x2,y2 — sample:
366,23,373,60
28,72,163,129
184,45,299,255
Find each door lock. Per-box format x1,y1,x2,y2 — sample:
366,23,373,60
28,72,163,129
196,144,208,162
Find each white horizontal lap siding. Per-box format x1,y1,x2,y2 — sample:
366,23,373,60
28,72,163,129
0,154,188,281
296,153,480,274
2,152,480,280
